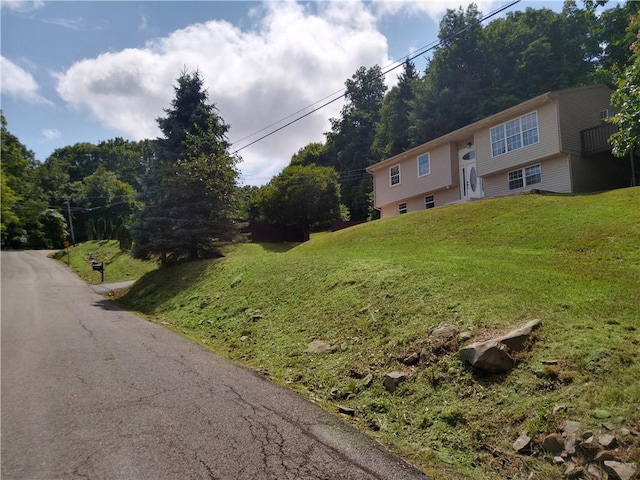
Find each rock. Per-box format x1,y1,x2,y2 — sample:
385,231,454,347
430,324,459,350
513,433,532,453
598,433,617,448
495,319,542,351
603,461,637,480
542,433,565,454
580,437,603,458
383,371,408,392
458,319,541,372
553,455,566,465
459,339,514,372
586,464,605,480
458,331,473,342
306,340,336,354
361,373,374,387
594,450,620,463
593,409,611,419
400,351,420,365
565,434,578,455
337,405,356,416
561,420,582,436
565,464,584,478
553,404,567,414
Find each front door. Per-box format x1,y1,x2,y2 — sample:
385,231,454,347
459,147,484,200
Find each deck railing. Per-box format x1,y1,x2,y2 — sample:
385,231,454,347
581,123,617,156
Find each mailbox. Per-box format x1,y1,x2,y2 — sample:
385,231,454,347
92,262,103,271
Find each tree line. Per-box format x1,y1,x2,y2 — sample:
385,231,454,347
2,1,638,259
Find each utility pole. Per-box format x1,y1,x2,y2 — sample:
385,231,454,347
66,199,76,246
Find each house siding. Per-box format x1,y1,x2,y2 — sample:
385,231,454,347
484,155,572,197
372,143,457,209
556,85,612,154
476,101,560,177
570,153,631,192
368,84,625,216
378,187,461,218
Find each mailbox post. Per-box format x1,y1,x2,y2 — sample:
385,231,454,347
92,261,104,283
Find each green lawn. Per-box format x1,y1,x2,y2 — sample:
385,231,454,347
52,239,158,284
77,188,639,479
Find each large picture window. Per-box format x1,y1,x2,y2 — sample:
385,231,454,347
508,164,542,190
390,165,400,186
491,111,539,157
417,153,430,177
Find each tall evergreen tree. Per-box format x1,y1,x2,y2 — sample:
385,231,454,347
131,70,239,262
374,59,418,158
325,65,387,221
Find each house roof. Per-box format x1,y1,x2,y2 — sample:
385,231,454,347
366,84,609,173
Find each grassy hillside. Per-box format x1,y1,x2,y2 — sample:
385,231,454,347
114,188,639,479
52,240,158,284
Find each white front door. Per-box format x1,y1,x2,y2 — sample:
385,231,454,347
459,148,484,200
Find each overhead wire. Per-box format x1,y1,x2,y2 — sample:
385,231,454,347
229,0,521,156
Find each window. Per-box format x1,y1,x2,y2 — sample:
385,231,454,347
425,195,435,209
508,164,542,190
390,165,400,186
398,202,407,214
417,153,430,177
491,111,538,157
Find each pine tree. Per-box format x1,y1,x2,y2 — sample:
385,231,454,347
131,70,239,262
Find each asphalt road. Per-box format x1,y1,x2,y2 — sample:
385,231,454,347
1,251,430,480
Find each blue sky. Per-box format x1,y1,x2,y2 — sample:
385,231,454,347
2,0,570,185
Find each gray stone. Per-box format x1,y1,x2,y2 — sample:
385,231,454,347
542,433,565,454
337,405,356,416
361,373,373,387
586,464,605,480
495,319,542,351
458,319,541,372
553,404,567,414
565,434,577,455
565,463,584,478
306,340,336,354
513,433,532,452
382,371,408,392
603,461,637,480
431,324,459,345
400,351,420,365
594,450,620,463
561,420,582,435
593,409,611,419
459,340,514,373
598,433,617,448
553,456,566,465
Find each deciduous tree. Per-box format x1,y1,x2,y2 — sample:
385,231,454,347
256,164,343,241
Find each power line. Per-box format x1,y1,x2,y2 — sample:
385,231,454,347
229,0,521,156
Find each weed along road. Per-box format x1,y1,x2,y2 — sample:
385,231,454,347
1,251,429,480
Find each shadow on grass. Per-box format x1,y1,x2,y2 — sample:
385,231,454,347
252,242,300,253
113,256,218,315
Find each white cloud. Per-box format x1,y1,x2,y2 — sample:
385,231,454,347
0,56,52,105
0,0,45,14
371,0,503,22
54,1,392,185
42,128,61,140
